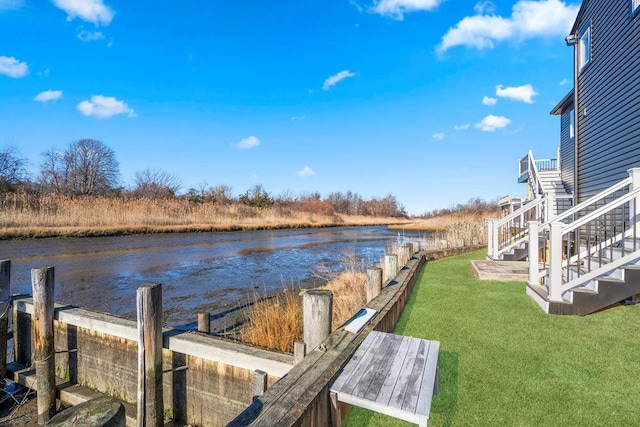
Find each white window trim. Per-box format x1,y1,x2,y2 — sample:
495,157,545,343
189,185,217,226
579,24,591,71
633,0,640,15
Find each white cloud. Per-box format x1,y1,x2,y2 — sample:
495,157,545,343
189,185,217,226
291,115,306,121
322,70,356,90
475,114,511,132
496,83,538,103
0,56,28,78
474,0,496,14
559,78,570,86
34,90,63,103
432,132,445,141
438,0,579,53
482,96,497,106
454,123,470,131
370,0,444,20
77,29,105,42
77,95,135,119
237,136,260,149
52,0,114,25
297,166,316,177
0,0,22,10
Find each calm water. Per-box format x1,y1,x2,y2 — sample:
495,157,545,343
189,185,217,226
1,226,416,329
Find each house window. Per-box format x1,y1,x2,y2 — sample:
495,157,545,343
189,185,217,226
579,24,591,70
633,0,640,15
569,109,575,140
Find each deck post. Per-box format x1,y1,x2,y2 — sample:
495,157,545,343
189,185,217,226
303,290,332,351
197,312,210,334
527,221,539,285
31,267,56,425
545,194,555,222
137,284,163,427
487,220,498,259
548,222,564,301
384,254,398,282
0,260,9,390
366,267,383,302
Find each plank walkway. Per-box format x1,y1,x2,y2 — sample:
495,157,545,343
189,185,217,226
330,331,439,427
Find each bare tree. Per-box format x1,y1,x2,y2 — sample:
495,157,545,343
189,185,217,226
0,145,29,191
39,139,120,196
132,168,182,199
208,184,234,204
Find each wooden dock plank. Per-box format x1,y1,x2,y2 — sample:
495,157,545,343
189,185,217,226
336,332,387,396
349,333,400,398
373,335,412,406
401,340,429,413
388,337,422,410
415,340,440,416
330,331,382,393
362,334,405,402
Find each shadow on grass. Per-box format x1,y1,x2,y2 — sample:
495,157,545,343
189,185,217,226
432,350,459,427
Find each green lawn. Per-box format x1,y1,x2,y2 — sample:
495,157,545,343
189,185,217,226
345,249,640,426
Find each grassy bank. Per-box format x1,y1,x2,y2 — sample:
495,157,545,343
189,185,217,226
0,193,409,239
345,250,640,426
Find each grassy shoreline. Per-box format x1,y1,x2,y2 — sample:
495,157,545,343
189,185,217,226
0,193,410,240
0,218,408,240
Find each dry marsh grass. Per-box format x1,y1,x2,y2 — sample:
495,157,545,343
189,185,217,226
0,193,409,239
389,212,493,247
238,253,367,353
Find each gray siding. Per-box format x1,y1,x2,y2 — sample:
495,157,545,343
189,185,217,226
575,0,640,203
560,111,575,194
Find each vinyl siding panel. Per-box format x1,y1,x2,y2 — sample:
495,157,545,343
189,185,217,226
576,0,640,203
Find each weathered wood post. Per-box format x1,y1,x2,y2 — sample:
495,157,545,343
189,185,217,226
0,260,10,390
303,290,332,351
398,245,410,266
384,254,398,283
293,341,306,364
410,242,420,254
137,284,163,427
366,267,383,302
31,266,56,425
197,312,210,334
252,370,268,399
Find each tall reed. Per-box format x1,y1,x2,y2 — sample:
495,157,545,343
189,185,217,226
0,193,408,238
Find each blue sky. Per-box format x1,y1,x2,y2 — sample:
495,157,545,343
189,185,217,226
1,0,581,214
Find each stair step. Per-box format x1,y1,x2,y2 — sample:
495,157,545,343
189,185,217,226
595,276,624,283
569,287,597,294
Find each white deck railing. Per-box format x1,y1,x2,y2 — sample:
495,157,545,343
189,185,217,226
528,168,640,301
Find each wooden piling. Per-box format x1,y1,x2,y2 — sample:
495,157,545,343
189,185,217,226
252,370,268,398
197,312,210,334
293,341,306,364
384,254,398,282
0,260,9,389
136,284,163,427
31,266,56,425
303,290,332,351
366,267,383,302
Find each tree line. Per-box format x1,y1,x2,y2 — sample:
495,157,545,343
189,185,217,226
0,139,407,218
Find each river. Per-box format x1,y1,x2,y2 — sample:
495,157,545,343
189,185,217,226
1,226,419,330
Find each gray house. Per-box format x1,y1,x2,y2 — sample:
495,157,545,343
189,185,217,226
488,0,640,315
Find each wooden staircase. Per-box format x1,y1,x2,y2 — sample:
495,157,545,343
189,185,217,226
527,238,640,315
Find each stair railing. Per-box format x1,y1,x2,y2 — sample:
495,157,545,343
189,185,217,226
487,196,546,260
528,168,640,302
